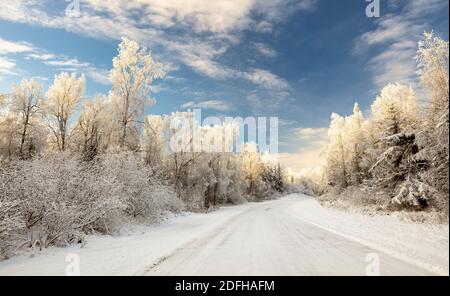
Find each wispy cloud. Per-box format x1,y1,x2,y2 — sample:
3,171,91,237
44,58,90,68
0,38,34,54
0,35,110,85
0,37,31,80
246,89,291,112
278,119,298,126
244,69,290,91
253,42,278,58
181,99,234,112
355,0,449,89
0,56,17,79
0,0,316,88
295,127,328,142
30,76,49,81
24,47,110,85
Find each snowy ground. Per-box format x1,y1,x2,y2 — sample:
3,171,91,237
0,194,447,276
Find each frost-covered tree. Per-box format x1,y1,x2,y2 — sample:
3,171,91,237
345,103,365,184
417,32,449,122
142,115,166,166
368,84,419,190
296,168,327,196
0,112,20,160
261,163,285,193
201,124,241,207
10,79,44,158
416,32,449,197
371,83,418,137
220,153,246,204
73,95,111,160
240,142,265,197
326,113,348,188
109,38,165,150
0,81,47,160
45,72,85,151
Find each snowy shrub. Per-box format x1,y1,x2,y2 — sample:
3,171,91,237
0,199,24,259
0,152,183,259
319,185,387,211
100,152,183,220
260,164,285,194
2,155,85,249
0,166,25,259
390,178,429,210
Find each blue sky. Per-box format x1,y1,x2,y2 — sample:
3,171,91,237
0,0,448,171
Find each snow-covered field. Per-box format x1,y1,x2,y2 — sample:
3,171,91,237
0,194,447,276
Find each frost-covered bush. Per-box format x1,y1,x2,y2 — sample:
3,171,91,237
390,178,430,210
1,155,88,251
100,152,183,220
318,185,387,212
0,165,25,259
0,152,183,259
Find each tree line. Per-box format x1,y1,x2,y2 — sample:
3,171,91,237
0,38,286,259
315,33,448,214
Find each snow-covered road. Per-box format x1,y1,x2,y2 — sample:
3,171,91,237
0,194,448,276
145,196,441,276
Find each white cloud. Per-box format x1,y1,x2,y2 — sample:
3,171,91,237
0,0,315,87
0,56,17,76
295,127,328,141
83,0,316,34
26,53,56,61
30,76,48,81
0,37,33,80
0,38,34,54
0,34,110,85
244,69,290,91
85,0,255,34
44,58,90,68
149,84,167,94
355,0,448,89
278,119,298,126
85,67,110,85
254,21,273,33
253,42,278,58
181,99,233,112
26,50,110,85
246,88,291,112
184,57,237,80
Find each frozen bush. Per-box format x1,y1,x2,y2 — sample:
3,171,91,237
0,166,25,259
391,178,429,210
100,152,183,220
0,152,183,259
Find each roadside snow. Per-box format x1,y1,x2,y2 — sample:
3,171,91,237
0,194,447,276
0,202,259,276
285,195,449,275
